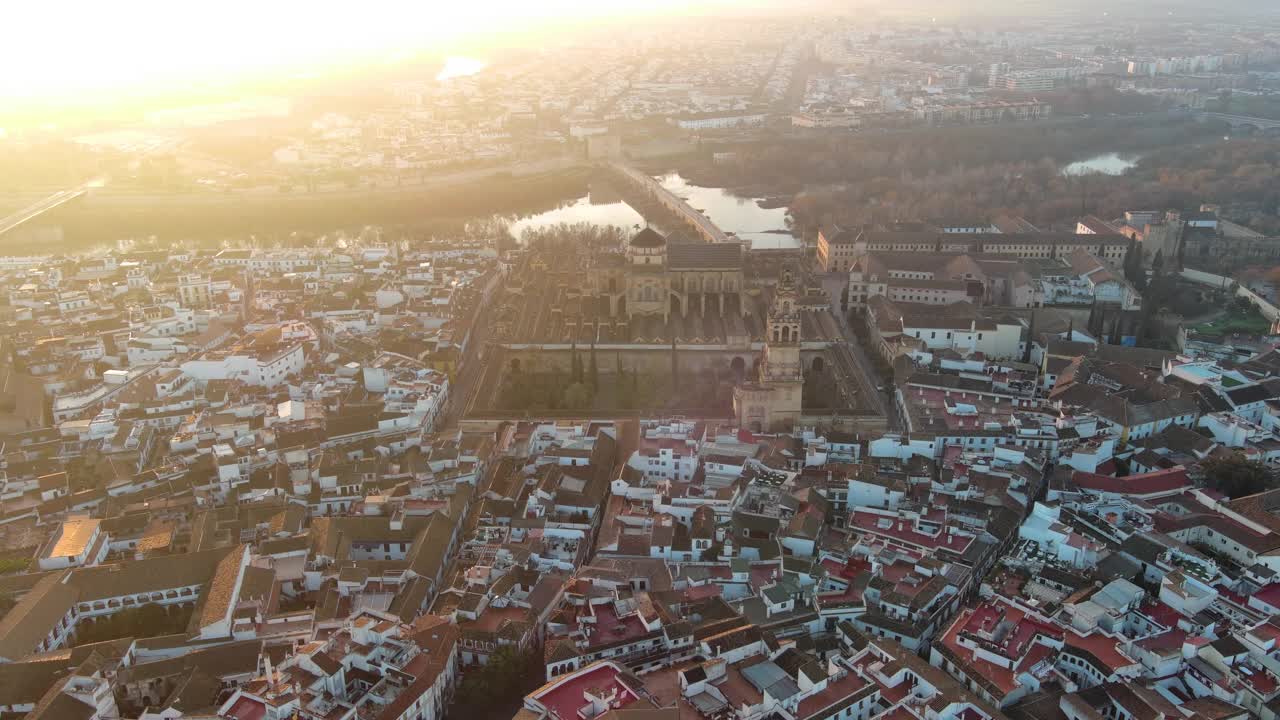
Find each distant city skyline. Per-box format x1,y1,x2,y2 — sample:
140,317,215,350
3,0,768,109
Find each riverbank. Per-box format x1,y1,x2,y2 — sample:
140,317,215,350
0,168,595,252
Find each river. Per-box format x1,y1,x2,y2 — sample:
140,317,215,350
509,173,797,249
508,192,645,238
1062,152,1141,176
436,56,486,81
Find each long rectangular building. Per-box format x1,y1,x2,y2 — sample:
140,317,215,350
850,231,1127,264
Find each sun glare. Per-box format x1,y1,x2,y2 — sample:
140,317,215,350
2,0,704,108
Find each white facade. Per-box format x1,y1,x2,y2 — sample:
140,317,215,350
181,343,305,387
900,319,1022,360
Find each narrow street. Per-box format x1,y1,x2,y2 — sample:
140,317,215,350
819,272,901,430
439,269,503,428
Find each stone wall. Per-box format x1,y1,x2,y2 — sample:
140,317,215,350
498,343,834,376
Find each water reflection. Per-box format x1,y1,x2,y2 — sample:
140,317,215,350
437,56,486,81
511,174,798,249
508,192,645,240
1062,152,1140,176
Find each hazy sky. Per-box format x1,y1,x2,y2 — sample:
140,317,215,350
4,1,767,106
6,0,1272,123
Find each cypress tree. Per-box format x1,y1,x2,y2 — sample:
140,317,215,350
570,340,582,385
1023,310,1035,364
615,352,626,407
671,336,679,392
588,342,599,393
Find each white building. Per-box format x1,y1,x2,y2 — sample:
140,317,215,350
671,113,768,130
37,517,110,570
181,342,305,388
1018,503,1102,569
1037,250,1141,310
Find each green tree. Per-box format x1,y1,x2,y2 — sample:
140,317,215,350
562,382,592,409
840,284,849,315
1023,310,1036,364
588,342,599,393
699,366,720,406
570,342,582,385
1202,454,1273,499
1123,237,1138,281
671,338,680,393
546,369,566,410
615,353,630,408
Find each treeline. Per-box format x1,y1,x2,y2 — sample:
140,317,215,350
451,648,543,720
1025,87,1173,116
687,112,1215,195
788,134,1280,234
14,169,591,253
518,221,631,248
496,362,735,412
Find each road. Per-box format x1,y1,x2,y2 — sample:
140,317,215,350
439,269,504,428
819,272,901,430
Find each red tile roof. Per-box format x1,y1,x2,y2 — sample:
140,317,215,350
849,510,974,555
532,663,640,720
937,599,1062,697
225,697,267,720
1070,467,1190,496
1064,631,1137,673
1251,583,1280,609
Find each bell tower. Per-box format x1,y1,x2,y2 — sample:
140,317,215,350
734,266,804,431
763,268,802,384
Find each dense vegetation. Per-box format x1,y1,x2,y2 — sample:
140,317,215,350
0,556,29,575
1191,299,1272,335
1207,90,1280,121
1201,454,1276,499
668,111,1280,235
517,221,632,248
784,130,1280,235
450,648,545,720
691,111,1209,189
0,169,594,253
496,362,736,414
